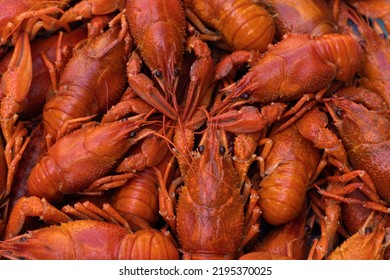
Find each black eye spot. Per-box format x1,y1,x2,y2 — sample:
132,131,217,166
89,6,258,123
304,225,311,233
155,69,163,79
336,109,344,118
198,145,205,154
219,145,226,155
365,227,373,234
358,40,367,49
19,237,27,242
174,67,180,77
130,131,137,138
241,93,249,99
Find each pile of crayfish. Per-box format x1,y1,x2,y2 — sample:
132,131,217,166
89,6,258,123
0,0,389,260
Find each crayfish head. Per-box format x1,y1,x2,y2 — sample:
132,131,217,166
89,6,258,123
186,126,239,207
324,97,390,149
141,22,184,95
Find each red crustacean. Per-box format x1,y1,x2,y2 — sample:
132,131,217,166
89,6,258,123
0,27,88,119
0,219,179,259
42,20,131,143
324,97,390,202
110,171,160,229
208,103,287,135
0,31,32,145
101,87,154,124
184,0,275,52
1,10,126,172
341,188,376,235
337,3,390,108
159,123,261,259
0,123,46,240
259,106,349,225
259,0,337,39
256,207,309,259
0,0,71,56
3,195,73,240
332,86,389,116
2,195,179,259
114,123,174,173
213,32,362,112
57,0,126,29
6,122,46,207
110,151,177,229
327,213,389,260
241,207,309,260
125,0,187,119
27,115,151,202
0,0,125,55
0,32,33,208
308,175,348,260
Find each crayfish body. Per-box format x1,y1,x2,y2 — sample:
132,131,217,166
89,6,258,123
160,125,260,259
220,33,362,105
27,116,147,201
0,220,179,260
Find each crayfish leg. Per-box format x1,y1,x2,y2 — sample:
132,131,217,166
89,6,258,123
3,123,30,202
4,196,72,240
58,0,125,28
62,201,134,232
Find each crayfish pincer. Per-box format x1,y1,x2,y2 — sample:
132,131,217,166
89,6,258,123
158,124,261,259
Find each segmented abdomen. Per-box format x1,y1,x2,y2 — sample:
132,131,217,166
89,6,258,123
314,33,362,82
259,162,309,225
185,0,275,52
111,175,160,226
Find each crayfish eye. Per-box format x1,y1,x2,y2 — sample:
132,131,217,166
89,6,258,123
19,237,27,242
335,109,345,119
174,67,180,77
130,131,137,138
365,227,373,234
154,69,163,79
358,40,367,49
241,93,250,99
198,145,205,154
219,145,226,155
